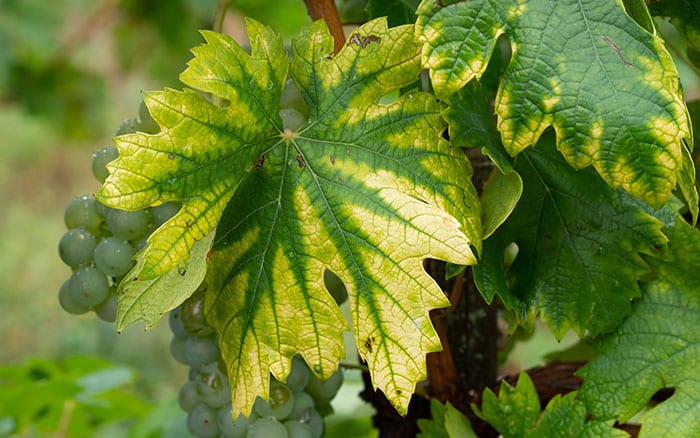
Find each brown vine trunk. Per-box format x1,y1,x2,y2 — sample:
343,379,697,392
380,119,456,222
303,0,345,53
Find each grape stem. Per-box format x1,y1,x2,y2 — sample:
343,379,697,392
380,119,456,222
339,361,369,372
303,0,346,54
213,0,234,34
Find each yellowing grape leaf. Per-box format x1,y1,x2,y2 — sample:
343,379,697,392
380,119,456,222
205,18,481,418
96,20,287,279
578,219,700,437
416,0,697,210
97,17,481,417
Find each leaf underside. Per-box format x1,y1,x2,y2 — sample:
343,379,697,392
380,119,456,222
416,0,697,210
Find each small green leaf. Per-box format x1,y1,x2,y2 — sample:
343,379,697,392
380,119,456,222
578,219,700,437
473,371,540,437
97,21,287,279
473,133,670,337
416,0,695,208
474,372,626,438
419,399,477,438
480,168,522,239
115,231,214,331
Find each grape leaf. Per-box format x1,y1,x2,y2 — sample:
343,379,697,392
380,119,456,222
416,0,696,209
196,19,481,417
114,231,214,331
474,372,627,438
418,399,477,438
473,133,671,338
97,20,288,279
578,219,700,437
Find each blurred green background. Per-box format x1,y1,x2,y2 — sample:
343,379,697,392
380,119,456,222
0,0,698,436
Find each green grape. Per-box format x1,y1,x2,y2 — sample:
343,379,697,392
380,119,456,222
178,380,202,413
305,369,343,403
280,108,306,132
68,266,110,308
58,227,97,268
285,356,310,393
184,335,220,368
105,208,152,241
284,420,314,438
170,335,187,364
303,410,323,438
279,79,308,116
93,237,135,277
187,403,220,437
95,289,118,322
151,202,180,227
247,417,288,438
180,285,215,336
137,100,160,134
64,195,104,234
323,270,348,305
58,279,90,315
288,391,315,421
196,361,231,408
254,381,294,420
169,307,187,338
91,146,119,183
218,405,257,438
115,117,138,135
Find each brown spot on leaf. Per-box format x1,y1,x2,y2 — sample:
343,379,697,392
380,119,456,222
349,33,382,48
364,337,373,353
168,153,175,160
296,153,305,169
330,155,335,165
600,34,633,67
254,155,265,169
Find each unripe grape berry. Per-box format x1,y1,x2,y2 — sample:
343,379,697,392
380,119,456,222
64,195,104,234
178,380,201,413
180,285,215,336
91,146,119,183
247,417,288,438
285,419,314,438
254,381,294,420
305,368,343,404
68,266,110,308
285,356,310,393
184,335,220,368
217,405,257,438
279,79,308,116
151,202,180,227
106,208,152,241
58,279,90,315
95,289,118,322
115,117,138,135
58,227,97,268
93,237,135,277
137,100,160,134
187,403,220,437
280,108,306,132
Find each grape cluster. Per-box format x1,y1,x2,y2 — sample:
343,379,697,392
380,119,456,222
57,103,177,322
171,290,344,438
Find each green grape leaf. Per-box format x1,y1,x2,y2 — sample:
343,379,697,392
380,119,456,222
202,19,481,417
648,0,700,66
418,399,477,438
473,133,670,338
366,0,420,26
416,0,695,209
115,231,214,331
475,372,627,438
578,219,700,437
96,21,288,279
474,371,541,437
